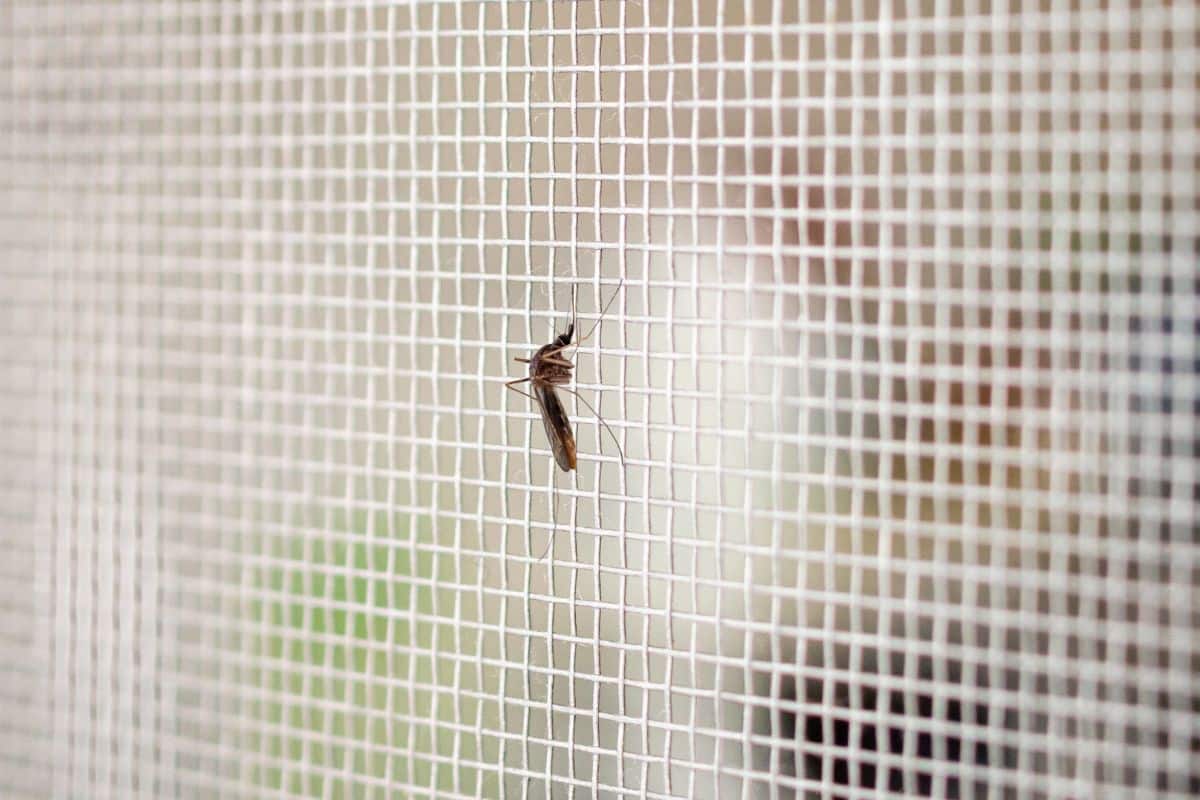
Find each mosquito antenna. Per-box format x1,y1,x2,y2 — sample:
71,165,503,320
556,385,626,467
570,280,578,334
575,277,624,346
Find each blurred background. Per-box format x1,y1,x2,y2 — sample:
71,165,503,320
1,1,1196,797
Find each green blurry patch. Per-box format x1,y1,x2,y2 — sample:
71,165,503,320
244,507,493,798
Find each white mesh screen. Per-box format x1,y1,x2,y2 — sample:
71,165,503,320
1,1,1197,797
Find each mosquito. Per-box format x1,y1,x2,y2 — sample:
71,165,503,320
505,278,626,472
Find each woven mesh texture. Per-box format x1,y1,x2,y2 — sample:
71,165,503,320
1,2,1196,797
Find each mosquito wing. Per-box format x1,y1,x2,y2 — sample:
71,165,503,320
534,383,576,472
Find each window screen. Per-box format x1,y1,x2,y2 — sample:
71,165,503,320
1,2,1196,798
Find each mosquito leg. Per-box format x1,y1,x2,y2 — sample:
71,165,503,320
538,467,557,562
506,389,540,406
492,377,538,593
555,385,626,467
504,377,538,404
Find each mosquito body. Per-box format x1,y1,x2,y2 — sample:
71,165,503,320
505,281,624,472
519,323,579,471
